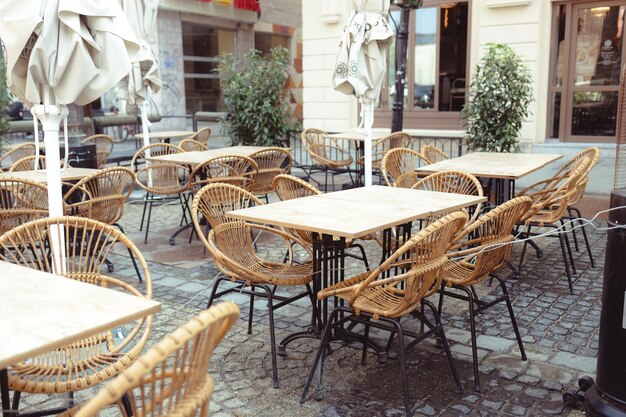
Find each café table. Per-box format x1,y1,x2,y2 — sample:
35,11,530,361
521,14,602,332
0,261,161,417
0,167,99,183
227,185,485,352
415,152,563,205
147,146,272,245
134,130,193,144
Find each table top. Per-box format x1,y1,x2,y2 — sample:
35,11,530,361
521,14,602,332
326,131,388,142
415,152,563,179
0,261,161,369
227,186,485,239
0,167,99,183
147,146,271,164
134,130,193,140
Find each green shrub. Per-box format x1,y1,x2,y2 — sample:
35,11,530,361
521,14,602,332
461,43,533,152
0,56,10,146
217,47,299,147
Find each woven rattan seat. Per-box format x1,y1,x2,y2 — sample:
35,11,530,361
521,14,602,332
135,162,190,244
301,128,355,191
82,134,114,168
63,302,239,417
302,212,468,417
420,144,450,164
194,204,314,388
380,147,429,188
0,178,49,235
0,216,152,413
516,155,592,293
0,143,37,171
190,127,211,147
439,196,532,392
179,138,209,152
248,147,293,199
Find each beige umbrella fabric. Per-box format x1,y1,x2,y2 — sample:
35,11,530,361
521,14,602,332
333,0,394,186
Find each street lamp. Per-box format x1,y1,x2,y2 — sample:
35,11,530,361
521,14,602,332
389,0,423,133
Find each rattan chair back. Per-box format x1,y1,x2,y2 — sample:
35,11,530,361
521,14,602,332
420,145,449,164
82,134,114,168
567,147,600,206
191,127,212,146
0,143,37,169
193,183,264,230
271,174,321,245
411,170,484,225
357,132,411,169
380,147,429,188
69,302,239,417
320,211,467,319
179,138,209,152
64,167,135,224
189,154,258,193
0,216,152,395
135,163,189,196
445,196,533,287
301,128,353,168
131,143,183,171
8,155,65,171
248,147,293,195
0,178,49,235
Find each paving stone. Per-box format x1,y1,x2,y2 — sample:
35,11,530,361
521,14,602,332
550,352,597,373
414,404,436,416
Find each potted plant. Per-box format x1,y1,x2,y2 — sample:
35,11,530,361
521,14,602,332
0,56,11,148
217,46,300,147
461,43,533,153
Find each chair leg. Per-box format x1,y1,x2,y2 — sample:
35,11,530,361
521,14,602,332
206,276,231,308
573,207,595,268
301,308,341,403
567,208,580,252
517,224,532,271
11,390,20,412
457,285,481,392
258,283,279,389
384,317,411,417
362,317,370,365
139,192,149,232
493,273,526,361
560,220,577,275
248,285,255,335
114,223,142,283
557,230,574,294
144,198,154,244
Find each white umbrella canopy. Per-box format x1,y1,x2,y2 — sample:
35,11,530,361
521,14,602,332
0,0,139,272
118,0,161,152
334,0,394,186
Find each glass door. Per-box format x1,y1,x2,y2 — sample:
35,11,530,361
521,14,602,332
566,2,626,141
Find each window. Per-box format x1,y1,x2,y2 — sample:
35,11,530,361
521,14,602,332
548,1,626,142
255,32,289,55
377,1,469,129
182,24,235,114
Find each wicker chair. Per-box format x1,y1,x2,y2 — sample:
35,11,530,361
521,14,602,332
248,147,293,201
302,212,468,417
356,132,411,182
82,134,114,168
301,128,355,192
179,138,209,152
188,154,258,194
190,127,211,147
0,178,49,235
8,155,65,171
411,170,484,227
131,143,183,171
0,143,37,170
63,302,239,417
421,144,450,164
0,216,153,416
380,147,430,188
516,155,592,293
63,167,142,281
439,196,532,392
195,213,314,389
518,147,600,268
135,163,191,244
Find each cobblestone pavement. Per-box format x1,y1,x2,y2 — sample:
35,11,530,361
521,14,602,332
16,194,607,417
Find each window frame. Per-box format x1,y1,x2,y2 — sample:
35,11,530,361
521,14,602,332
375,0,471,129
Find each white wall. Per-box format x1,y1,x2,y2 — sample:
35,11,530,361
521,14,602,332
301,0,554,142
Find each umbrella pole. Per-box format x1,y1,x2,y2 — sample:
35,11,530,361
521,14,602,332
32,103,68,274
363,101,374,187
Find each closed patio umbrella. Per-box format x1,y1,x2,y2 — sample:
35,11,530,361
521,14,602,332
334,0,394,186
117,0,161,152
0,0,139,270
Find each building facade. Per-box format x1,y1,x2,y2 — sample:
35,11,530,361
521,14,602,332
147,0,302,130
303,0,626,149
